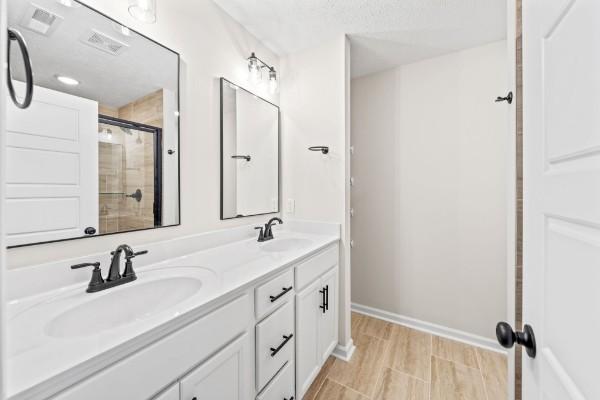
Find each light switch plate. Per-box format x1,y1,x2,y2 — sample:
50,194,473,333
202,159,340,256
287,199,295,214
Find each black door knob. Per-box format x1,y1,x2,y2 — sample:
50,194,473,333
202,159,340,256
84,227,97,235
496,321,537,358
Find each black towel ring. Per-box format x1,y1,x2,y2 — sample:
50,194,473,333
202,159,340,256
7,28,34,109
308,146,329,155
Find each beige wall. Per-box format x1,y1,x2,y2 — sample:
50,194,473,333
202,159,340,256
7,0,280,268
351,41,508,339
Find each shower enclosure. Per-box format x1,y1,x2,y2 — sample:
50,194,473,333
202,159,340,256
98,116,162,234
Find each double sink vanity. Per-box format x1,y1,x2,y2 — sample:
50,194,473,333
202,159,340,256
6,221,340,400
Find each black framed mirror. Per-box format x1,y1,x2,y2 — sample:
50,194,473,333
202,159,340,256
6,0,180,247
220,78,280,220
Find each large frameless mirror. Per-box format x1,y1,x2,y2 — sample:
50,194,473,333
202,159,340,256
6,0,180,247
220,78,279,220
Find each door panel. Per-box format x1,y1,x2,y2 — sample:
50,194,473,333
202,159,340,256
295,280,321,399
6,82,98,246
318,266,338,363
523,0,600,398
180,333,252,400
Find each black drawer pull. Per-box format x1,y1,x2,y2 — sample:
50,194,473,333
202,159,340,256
284,397,294,400
270,333,293,357
270,286,293,302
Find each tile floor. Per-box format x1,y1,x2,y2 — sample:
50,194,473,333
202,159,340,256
304,312,507,400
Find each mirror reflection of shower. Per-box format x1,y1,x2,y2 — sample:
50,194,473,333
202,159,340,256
98,116,162,234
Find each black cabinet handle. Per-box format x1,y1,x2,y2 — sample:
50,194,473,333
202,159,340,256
270,333,293,357
325,284,329,311
7,29,33,109
84,226,97,235
231,155,251,161
319,287,326,313
270,286,292,302
284,397,294,400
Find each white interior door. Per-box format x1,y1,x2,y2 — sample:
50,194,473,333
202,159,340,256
235,90,278,215
6,82,98,246
523,0,600,398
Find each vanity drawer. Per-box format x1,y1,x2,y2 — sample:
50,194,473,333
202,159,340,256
295,244,338,290
256,300,295,391
256,361,295,400
255,269,294,319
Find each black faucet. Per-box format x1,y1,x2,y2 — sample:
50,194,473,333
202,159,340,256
262,217,283,241
71,244,148,293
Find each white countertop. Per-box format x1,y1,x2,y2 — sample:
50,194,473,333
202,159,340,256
6,223,339,399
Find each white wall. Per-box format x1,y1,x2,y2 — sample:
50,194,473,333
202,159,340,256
280,35,352,349
351,41,508,339
1,0,8,395
7,0,280,268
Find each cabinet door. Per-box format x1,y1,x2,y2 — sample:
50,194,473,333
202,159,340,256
180,333,252,400
153,383,179,400
318,266,339,363
295,279,322,399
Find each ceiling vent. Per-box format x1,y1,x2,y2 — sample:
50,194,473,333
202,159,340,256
19,4,63,36
81,30,129,56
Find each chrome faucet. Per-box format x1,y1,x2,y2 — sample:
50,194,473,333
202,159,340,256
71,244,147,293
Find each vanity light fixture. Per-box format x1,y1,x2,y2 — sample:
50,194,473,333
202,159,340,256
55,75,79,86
247,52,278,93
128,0,157,24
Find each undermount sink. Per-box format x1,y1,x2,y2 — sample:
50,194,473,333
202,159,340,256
260,237,313,253
45,276,203,338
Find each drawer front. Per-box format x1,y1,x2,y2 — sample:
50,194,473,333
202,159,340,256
256,301,295,391
52,295,252,400
295,244,338,290
255,269,294,319
256,362,295,400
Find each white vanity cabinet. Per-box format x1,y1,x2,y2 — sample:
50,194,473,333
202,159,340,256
179,334,253,400
294,246,339,399
35,240,341,400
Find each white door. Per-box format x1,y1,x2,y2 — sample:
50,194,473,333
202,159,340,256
6,82,98,246
318,266,338,363
180,333,252,400
235,90,278,215
522,0,600,398
295,279,321,399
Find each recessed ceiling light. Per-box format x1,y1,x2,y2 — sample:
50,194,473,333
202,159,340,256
113,22,131,37
56,75,79,86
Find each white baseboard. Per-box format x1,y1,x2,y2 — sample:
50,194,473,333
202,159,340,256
332,339,356,362
351,303,506,354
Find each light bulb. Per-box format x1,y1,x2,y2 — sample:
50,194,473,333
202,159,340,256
248,53,262,83
268,68,278,94
128,0,157,23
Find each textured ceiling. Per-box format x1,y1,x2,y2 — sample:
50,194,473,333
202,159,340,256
8,0,178,108
213,0,507,77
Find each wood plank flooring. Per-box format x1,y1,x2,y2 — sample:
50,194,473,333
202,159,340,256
304,312,507,400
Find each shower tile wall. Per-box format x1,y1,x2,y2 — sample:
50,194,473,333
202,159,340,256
98,89,163,234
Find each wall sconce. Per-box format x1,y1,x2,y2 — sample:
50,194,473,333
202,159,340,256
128,0,157,23
247,52,278,94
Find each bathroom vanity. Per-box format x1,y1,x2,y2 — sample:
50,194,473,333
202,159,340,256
5,222,340,400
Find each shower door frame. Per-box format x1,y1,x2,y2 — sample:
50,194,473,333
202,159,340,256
98,115,163,228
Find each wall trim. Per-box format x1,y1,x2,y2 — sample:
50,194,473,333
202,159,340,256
352,303,506,354
332,339,356,362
